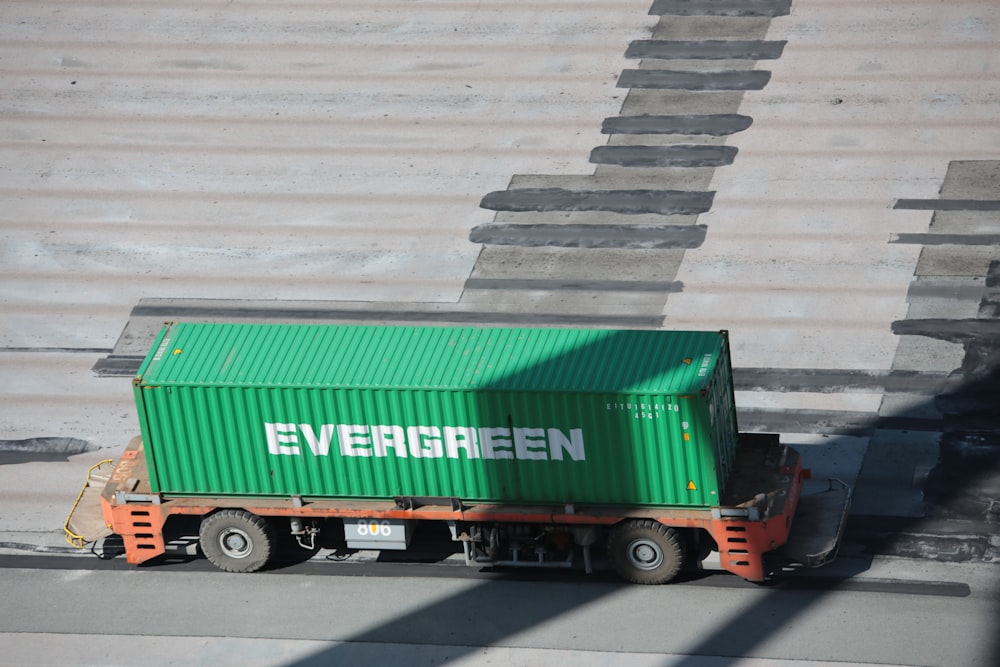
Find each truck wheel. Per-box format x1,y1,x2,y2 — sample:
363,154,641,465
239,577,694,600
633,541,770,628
607,520,684,584
199,509,275,573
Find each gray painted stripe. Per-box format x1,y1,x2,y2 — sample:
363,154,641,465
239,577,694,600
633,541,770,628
649,0,791,18
479,188,714,215
468,223,707,249
892,317,1000,340
93,351,951,398
907,282,988,300
463,278,683,292
590,144,737,168
0,437,97,457
869,417,947,433
882,369,953,394
2,347,113,353
625,40,786,60
740,408,947,436
93,310,667,376
601,114,753,136
846,518,999,566
126,305,661,328
891,233,1000,245
730,576,972,598
740,408,876,435
979,261,1000,318
618,69,771,91
894,199,1000,211
92,356,146,377
734,368,949,394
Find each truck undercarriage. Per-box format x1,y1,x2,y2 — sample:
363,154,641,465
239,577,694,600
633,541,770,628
66,433,850,584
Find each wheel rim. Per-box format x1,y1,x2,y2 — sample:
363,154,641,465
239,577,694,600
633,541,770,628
626,538,664,571
219,528,254,559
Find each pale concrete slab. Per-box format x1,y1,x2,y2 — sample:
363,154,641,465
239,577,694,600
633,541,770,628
778,432,868,495
666,1,1000,376
879,393,944,422
0,351,136,443
930,210,1000,233
470,246,686,281
622,90,748,115
735,391,883,414
0,1,658,565
890,336,966,373
0,1,657,349
915,246,1000,276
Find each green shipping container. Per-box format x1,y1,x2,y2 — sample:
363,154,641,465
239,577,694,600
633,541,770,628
134,323,740,508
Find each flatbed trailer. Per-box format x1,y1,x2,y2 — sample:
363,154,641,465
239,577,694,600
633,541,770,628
70,431,848,583
65,323,851,583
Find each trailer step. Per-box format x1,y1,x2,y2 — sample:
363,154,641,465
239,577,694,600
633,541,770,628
779,478,852,567
64,459,114,547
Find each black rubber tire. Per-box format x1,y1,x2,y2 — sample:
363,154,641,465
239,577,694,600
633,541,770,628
199,509,275,573
607,519,685,585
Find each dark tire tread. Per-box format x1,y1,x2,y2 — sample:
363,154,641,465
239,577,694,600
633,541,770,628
199,509,274,573
607,519,685,585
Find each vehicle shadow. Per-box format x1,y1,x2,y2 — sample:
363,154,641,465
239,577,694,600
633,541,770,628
269,368,997,667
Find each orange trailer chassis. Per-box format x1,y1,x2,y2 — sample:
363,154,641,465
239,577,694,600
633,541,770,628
100,434,809,581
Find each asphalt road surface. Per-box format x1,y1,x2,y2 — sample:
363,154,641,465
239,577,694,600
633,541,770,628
0,554,997,667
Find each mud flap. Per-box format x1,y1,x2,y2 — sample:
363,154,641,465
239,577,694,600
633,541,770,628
778,478,852,567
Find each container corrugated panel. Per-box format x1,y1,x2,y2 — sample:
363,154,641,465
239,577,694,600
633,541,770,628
134,323,740,508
